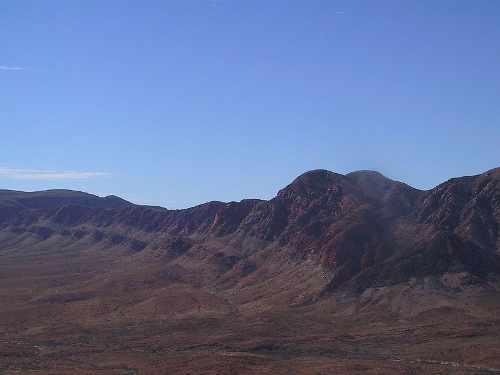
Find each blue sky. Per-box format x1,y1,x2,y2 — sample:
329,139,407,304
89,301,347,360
1,1,499,208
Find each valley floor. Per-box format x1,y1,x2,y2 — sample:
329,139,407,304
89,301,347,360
2,234,500,375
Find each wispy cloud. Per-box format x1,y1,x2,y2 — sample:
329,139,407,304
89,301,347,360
0,65,25,71
0,168,110,180
335,11,346,15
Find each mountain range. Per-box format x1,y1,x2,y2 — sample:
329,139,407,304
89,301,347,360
1,167,500,374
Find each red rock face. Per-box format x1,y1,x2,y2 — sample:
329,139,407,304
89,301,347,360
1,168,499,292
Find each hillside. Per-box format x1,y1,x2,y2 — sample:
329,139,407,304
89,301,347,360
1,168,500,374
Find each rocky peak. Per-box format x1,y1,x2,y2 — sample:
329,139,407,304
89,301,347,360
277,169,348,201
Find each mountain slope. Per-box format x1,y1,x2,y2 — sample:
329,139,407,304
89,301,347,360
1,168,500,374
1,169,499,290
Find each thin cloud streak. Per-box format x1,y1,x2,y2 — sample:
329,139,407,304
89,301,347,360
0,168,110,180
0,65,25,71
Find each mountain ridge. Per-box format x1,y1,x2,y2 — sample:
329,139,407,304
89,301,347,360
1,167,499,291
1,167,500,374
